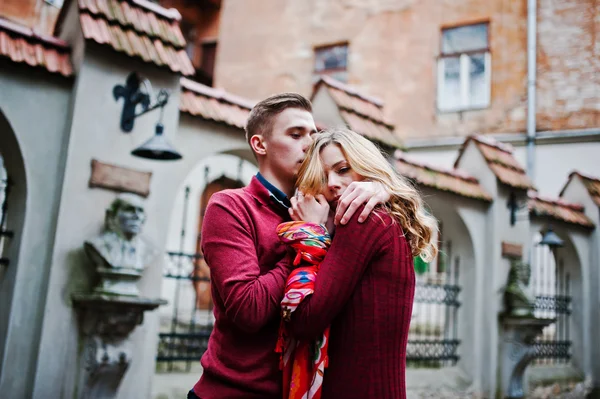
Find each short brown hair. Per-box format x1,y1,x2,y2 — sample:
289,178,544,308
245,93,312,145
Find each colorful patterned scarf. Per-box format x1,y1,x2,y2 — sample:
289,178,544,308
275,221,332,399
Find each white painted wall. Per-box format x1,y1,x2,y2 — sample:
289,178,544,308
0,63,73,398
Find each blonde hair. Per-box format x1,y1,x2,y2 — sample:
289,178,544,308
297,128,438,262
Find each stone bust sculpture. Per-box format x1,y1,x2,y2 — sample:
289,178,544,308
504,260,536,316
84,193,157,273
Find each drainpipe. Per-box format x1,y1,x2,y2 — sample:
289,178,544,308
526,0,537,180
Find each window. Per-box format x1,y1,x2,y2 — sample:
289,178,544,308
437,23,491,112
314,43,348,82
201,40,218,81
44,0,64,7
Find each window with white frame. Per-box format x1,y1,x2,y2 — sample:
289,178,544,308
437,23,491,112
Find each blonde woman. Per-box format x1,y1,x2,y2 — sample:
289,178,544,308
276,128,438,399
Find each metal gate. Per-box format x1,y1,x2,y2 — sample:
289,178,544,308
531,238,572,364
156,168,246,372
0,164,12,268
407,239,461,368
156,250,212,371
156,186,213,372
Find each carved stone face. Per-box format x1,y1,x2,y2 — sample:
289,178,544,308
117,201,146,235
107,194,147,237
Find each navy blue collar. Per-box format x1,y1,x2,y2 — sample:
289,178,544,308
256,172,292,209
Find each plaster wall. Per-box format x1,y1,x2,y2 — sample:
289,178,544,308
29,46,253,398
0,64,73,398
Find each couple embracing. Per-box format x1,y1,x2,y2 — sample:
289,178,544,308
188,92,437,399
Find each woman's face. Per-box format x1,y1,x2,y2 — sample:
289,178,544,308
319,143,364,206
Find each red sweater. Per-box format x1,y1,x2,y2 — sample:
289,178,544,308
193,176,292,399
290,210,415,399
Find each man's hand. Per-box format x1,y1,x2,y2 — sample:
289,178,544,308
335,181,390,225
289,192,330,225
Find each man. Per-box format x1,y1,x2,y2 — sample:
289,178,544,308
189,93,389,399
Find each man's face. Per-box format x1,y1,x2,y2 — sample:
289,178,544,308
262,108,317,182
116,202,146,236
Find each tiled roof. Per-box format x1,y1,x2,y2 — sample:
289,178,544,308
395,151,492,202
0,17,73,76
313,76,402,149
455,135,535,191
74,0,194,75
528,192,594,228
179,78,254,129
560,171,600,208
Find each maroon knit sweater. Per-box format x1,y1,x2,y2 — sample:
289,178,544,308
194,176,415,399
193,176,291,399
289,210,416,399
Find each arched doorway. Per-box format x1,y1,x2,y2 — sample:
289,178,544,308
0,159,10,269
156,154,257,374
0,109,27,378
192,173,245,313
407,188,480,379
529,226,583,370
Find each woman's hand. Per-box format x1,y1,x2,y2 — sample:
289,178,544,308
334,181,390,225
289,192,330,225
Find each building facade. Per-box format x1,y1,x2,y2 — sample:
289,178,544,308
0,1,599,398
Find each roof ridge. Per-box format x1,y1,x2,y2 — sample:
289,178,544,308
528,191,585,212
79,10,183,49
78,0,181,21
318,75,384,107
0,17,70,50
471,134,514,154
570,170,600,184
485,158,525,173
129,0,182,21
395,151,479,183
338,107,394,129
181,78,255,109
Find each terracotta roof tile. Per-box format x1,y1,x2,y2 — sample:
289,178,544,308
76,0,193,75
528,192,594,228
313,76,402,149
488,163,535,191
455,135,535,191
395,152,492,202
560,171,600,207
179,78,254,130
0,18,73,76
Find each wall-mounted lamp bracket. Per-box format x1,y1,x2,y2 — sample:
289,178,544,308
113,73,170,132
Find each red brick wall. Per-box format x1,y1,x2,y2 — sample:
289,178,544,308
213,0,598,140
0,0,61,36
536,0,599,131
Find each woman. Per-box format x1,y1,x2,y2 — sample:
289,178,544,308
276,128,438,399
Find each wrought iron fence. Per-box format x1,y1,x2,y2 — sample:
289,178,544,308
156,251,213,372
531,239,572,364
0,174,12,268
407,254,461,368
532,285,572,363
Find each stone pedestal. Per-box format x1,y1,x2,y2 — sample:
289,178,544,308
72,293,167,399
94,267,143,296
498,315,555,399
